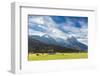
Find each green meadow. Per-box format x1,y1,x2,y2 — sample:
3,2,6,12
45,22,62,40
28,53,88,61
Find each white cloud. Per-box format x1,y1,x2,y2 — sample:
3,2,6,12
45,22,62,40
41,16,68,40
29,16,88,45
29,16,45,25
61,24,88,45
29,29,45,37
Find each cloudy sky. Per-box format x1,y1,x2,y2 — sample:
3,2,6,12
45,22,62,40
28,15,88,45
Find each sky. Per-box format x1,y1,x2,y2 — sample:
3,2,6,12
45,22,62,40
28,15,88,45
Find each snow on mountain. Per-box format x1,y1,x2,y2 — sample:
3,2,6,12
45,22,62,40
30,34,87,51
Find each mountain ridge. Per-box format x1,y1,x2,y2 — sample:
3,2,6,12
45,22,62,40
29,34,87,51
28,36,87,53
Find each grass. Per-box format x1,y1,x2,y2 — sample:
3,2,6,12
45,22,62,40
28,53,88,61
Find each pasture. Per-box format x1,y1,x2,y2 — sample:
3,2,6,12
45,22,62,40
28,53,88,61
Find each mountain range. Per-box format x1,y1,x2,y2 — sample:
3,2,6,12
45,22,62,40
29,34,87,52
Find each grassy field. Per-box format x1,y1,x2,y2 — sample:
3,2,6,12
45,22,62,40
28,53,88,61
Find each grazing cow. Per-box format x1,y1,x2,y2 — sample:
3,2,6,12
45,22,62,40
36,53,40,56
62,53,64,55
